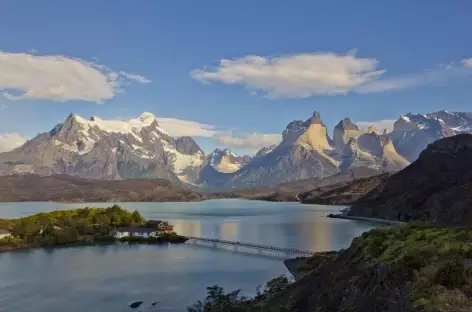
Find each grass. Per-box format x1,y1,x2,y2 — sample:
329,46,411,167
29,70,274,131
350,223,472,311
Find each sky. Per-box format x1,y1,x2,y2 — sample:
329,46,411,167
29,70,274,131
0,0,471,155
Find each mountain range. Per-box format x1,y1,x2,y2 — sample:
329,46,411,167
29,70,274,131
1,110,471,189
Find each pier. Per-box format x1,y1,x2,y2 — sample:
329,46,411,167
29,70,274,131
185,236,317,256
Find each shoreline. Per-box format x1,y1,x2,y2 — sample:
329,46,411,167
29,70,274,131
0,236,188,253
284,258,304,281
327,214,406,225
284,215,406,280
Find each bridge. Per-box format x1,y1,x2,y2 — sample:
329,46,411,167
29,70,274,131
185,236,317,256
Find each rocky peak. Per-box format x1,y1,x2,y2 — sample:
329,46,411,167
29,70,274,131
335,118,359,131
138,112,156,122
343,138,359,156
333,118,362,152
255,144,277,158
53,112,90,144
174,136,204,155
207,148,250,173
308,111,324,126
282,120,307,143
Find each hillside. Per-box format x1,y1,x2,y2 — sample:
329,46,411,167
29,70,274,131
298,173,390,205
0,174,207,202
349,134,472,225
190,223,472,312
223,167,384,201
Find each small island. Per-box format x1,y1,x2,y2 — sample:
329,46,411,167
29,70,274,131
0,205,187,252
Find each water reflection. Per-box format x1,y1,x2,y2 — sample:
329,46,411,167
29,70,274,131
0,200,379,312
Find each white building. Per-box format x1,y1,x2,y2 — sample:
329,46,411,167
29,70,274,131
0,229,11,239
111,227,159,239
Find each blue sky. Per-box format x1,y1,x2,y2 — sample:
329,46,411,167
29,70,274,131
0,0,471,154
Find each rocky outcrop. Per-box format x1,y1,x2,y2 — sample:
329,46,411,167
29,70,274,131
350,134,472,225
333,118,362,151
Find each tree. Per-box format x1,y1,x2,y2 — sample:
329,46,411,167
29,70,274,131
264,275,290,297
131,210,142,223
120,214,133,227
55,227,79,244
93,214,110,226
75,218,94,235
187,285,247,312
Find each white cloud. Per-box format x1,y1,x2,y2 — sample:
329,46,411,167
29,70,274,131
192,51,385,98
212,131,282,149
156,117,215,137
0,133,28,152
0,50,151,103
355,65,471,93
193,51,472,98
462,58,472,68
119,72,152,84
356,120,396,133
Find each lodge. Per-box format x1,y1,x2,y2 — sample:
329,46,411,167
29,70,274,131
111,220,174,239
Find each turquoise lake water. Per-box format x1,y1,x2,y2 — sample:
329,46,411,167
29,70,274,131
0,200,378,312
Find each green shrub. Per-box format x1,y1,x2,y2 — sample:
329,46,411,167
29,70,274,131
434,258,467,289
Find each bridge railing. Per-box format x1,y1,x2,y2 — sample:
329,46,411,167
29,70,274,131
185,236,316,256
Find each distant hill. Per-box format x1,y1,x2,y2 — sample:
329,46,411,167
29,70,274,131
222,167,385,202
298,173,390,205
0,174,207,202
350,134,472,225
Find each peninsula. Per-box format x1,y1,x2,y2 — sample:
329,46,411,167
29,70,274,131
0,205,187,252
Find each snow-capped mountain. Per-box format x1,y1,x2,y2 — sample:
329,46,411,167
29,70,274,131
206,148,252,173
0,112,205,182
194,148,252,188
254,145,277,158
389,111,472,162
2,109,471,189
219,111,409,188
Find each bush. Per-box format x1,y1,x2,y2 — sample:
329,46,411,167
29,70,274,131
434,258,467,289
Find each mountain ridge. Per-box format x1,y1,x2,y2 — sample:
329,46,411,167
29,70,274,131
1,109,472,190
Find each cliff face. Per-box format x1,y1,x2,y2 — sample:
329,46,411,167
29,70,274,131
350,134,472,225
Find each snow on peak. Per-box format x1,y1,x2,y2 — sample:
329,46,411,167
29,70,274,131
223,148,236,157
400,115,411,122
138,112,156,121
71,112,167,136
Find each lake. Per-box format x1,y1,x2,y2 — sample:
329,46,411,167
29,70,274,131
0,200,378,312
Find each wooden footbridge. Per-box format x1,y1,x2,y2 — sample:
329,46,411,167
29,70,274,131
185,236,316,256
